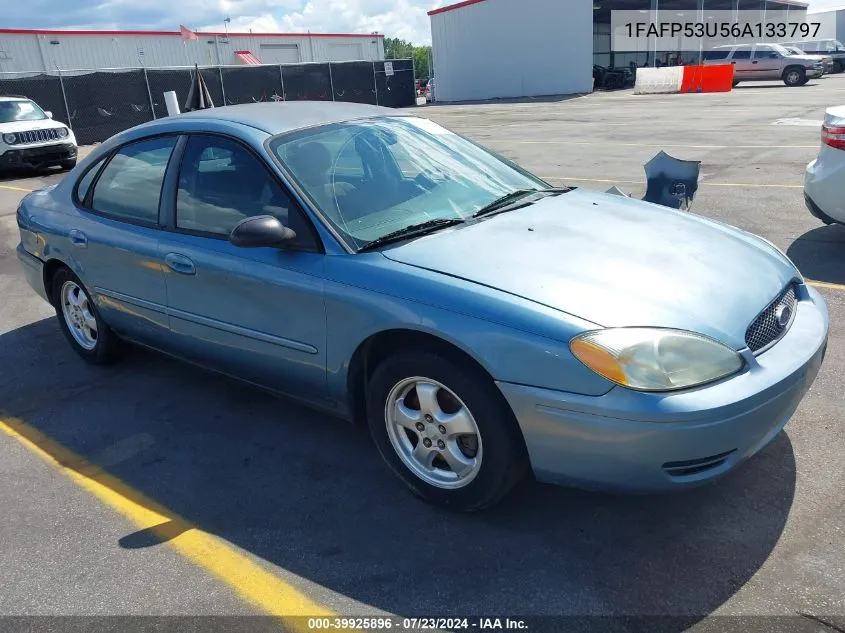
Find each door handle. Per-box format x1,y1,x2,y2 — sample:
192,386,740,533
752,60,759,64
69,229,87,248
164,252,196,275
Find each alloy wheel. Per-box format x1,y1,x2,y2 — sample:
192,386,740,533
384,376,483,489
60,280,98,351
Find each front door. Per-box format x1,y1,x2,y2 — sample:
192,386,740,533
751,46,783,80
158,134,328,401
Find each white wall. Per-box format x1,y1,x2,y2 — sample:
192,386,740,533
808,8,845,41
430,0,593,102
0,31,385,74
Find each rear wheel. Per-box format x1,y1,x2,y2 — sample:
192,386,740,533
783,67,806,87
366,351,528,511
52,267,122,364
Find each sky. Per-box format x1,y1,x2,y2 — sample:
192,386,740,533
3,0,843,46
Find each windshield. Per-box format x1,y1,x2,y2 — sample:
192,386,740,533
0,99,48,123
770,44,792,56
270,116,549,249
836,40,845,51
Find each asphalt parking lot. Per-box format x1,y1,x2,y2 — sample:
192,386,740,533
2,76,845,632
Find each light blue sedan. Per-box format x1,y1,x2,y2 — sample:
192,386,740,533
16,102,829,510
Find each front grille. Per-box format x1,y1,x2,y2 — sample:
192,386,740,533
663,450,737,478
16,128,61,144
745,284,798,354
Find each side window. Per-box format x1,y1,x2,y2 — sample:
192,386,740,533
732,49,752,59
75,156,107,204
753,48,778,59
90,136,177,224
176,135,316,250
703,50,730,61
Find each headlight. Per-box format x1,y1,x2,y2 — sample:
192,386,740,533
57,127,69,138
570,328,744,392
2,133,16,145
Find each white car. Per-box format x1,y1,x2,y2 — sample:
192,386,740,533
805,106,845,224
0,96,77,172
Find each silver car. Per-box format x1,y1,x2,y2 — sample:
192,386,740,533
703,43,825,86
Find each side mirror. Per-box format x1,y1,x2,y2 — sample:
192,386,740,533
229,215,296,248
44,111,53,119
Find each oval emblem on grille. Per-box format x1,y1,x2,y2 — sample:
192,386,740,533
775,304,792,328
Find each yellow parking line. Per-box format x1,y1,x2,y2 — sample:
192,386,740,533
0,415,334,627
544,176,803,189
0,184,33,193
807,279,845,291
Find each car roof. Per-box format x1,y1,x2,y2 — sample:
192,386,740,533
166,101,400,136
0,96,32,102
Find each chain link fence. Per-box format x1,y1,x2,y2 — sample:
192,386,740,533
0,59,416,146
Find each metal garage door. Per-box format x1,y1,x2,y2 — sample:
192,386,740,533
259,44,301,64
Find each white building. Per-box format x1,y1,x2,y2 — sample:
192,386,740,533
429,0,809,103
807,5,845,42
428,0,594,102
0,28,385,73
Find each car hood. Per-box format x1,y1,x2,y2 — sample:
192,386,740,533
0,119,68,133
791,54,823,63
382,190,799,349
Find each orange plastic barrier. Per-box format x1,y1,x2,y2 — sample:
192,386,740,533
680,64,735,93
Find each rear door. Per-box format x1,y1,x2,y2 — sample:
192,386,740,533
72,135,178,348
157,133,329,400
730,47,757,78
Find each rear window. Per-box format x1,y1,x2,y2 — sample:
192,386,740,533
703,50,730,60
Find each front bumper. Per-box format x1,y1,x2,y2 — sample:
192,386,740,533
0,142,77,169
498,284,828,492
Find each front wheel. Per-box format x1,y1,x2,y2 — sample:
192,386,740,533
833,60,843,74
52,267,122,364
783,67,806,86
367,351,528,511
60,158,77,171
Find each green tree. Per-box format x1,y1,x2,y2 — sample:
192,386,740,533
413,46,432,81
384,37,414,60
383,37,433,81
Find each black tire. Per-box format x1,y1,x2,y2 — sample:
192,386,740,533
60,158,77,171
783,66,806,87
833,60,843,74
732,80,741,87
51,266,122,364
366,350,528,512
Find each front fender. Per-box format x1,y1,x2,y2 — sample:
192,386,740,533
323,257,615,409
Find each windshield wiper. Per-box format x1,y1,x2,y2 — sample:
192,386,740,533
472,187,571,219
358,218,466,252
